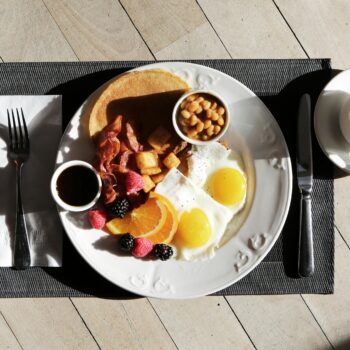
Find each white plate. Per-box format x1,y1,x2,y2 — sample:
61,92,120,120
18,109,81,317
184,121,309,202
314,69,350,172
55,62,292,299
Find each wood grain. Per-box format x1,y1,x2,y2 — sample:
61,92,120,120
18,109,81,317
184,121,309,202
155,22,230,59
120,0,207,53
43,0,154,60
0,312,22,349
71,298,177,350
197,0,305,58
150,297,254,350
0,0,77,61
226,295,332,350
0,298,99,349
275,0,350,69
302,230,350,349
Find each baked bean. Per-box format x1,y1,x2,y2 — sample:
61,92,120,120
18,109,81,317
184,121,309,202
218,117,225,126
201,100,211,110
189,115,198,126
207,125,214,136
211,102,217,110
179,118,188,126
188,102,199,113
196,121,204,132
181,110,191,119
187,95,196,102
206,109,213,119
195,106,203,114
217,107,225,116
211,112,219,121
202,134,209,141
214,125,221,134
204,119,211,129
188,128,198,137
180,101,187,109
196,96,204,103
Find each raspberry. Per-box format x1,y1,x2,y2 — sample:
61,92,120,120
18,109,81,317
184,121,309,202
105,197,130,218
88,209,107,229
154,244,174,261
132,237,154,258
119,233,134,252
125,170,144,194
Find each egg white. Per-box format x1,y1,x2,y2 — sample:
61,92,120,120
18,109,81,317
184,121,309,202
187,142,247,215
155,168,232,261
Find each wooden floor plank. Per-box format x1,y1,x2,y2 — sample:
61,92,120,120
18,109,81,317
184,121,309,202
150,297,254,350
119,0,207,53
334,174,350,247
226,294,331,350
274,0,350,69
43,0,154,60
0,298,99,350
71,298,177,350
302,230,350,350
0,0,77,62
197,0,305,58
0,312,22,350
155,22,230,59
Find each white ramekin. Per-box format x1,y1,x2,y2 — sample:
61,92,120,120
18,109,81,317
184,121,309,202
172,89,230,145
50,160,102,212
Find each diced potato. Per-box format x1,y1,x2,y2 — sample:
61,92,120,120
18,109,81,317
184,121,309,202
142,175,155,193
151,170,169,184
148,126,171,150
135,151,159,170
140,167,162,175
163,152,181,169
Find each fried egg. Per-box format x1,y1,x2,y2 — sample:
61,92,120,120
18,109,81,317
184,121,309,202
187,142,247,215
155,168,232,260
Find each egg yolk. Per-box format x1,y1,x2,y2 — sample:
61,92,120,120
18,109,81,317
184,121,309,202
208,167,246,206
176,208,211,248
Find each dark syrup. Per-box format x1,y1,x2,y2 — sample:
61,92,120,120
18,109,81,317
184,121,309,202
56,165,99,206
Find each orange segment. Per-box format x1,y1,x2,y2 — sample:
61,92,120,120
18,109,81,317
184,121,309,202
106,198,167,236
147,192,179,244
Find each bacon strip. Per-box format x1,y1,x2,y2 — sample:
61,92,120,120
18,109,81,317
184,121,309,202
125,122,141,152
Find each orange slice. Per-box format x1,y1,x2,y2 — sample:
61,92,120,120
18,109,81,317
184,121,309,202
106,198,167,237
146,192,179,244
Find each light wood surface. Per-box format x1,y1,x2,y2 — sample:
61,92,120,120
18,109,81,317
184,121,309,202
0,1,349,349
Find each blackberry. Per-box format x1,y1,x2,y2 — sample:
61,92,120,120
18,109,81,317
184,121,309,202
106,197,131,218
119,233,134,252
154,244,174,261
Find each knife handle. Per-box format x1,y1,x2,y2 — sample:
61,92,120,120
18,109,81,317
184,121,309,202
298,192,314,277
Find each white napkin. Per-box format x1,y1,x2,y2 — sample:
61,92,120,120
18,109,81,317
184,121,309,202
0,96,62,266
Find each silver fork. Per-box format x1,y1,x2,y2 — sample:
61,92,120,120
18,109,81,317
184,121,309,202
7,108,31,269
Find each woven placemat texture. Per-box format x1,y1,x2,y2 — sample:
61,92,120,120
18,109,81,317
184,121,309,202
0,59,334,297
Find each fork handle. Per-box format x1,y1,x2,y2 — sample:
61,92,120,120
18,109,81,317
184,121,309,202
13,163,31,269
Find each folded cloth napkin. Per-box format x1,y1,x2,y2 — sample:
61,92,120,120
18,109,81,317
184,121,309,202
0,96,62,266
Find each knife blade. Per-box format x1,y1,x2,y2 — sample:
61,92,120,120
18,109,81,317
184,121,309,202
296,93,314,277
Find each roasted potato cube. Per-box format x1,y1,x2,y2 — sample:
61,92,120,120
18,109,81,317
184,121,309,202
135,151,159,169
148,126,171,150
151,170,169,184
163,152,181,169
142,175,155,193
140,167,162,175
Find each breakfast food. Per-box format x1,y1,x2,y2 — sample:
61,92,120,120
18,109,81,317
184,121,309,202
177,92,228,142
89,69,190,138
86,68,247,262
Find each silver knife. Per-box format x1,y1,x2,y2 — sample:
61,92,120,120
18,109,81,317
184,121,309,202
296,94,314,277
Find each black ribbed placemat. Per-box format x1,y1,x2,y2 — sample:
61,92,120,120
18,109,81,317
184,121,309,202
0,60,334,297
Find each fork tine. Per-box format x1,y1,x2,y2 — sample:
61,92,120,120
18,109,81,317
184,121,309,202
7,109,13,148
16,108,23,147
20,108,29,147
11,109,18,148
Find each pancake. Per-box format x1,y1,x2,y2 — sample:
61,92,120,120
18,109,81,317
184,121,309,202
88,69,190,138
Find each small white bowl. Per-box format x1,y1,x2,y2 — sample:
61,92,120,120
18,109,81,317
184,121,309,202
51,160,102,212
172,89,230,145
